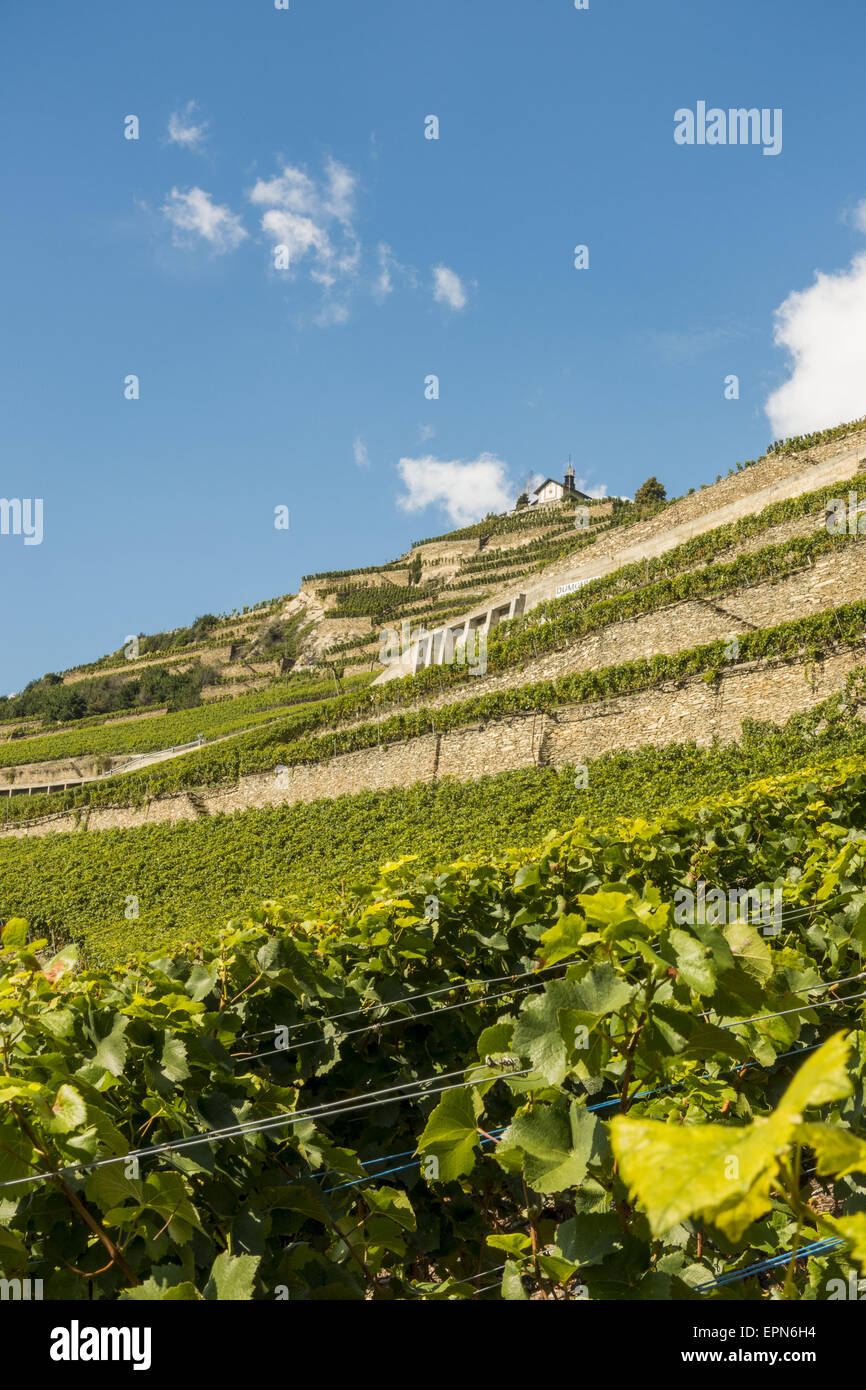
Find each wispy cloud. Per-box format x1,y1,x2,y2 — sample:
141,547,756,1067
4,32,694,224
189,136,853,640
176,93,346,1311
156,151,466,324
643,322,743,364
766,214,866,436
316,301,350,327
167,101,209,152
249,158,360,291
161,187,247,253
841,199,866,233
432,264,467,311
396,453,514,527
353,436,371,468
374,242,396,298
575,477,608,499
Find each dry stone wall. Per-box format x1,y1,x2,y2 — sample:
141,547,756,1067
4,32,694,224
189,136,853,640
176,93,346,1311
7,432,866,843
4,643,862,842
309,570,409,590
102,707,169,725
316,618,372,645
202,679,271,700
713,512,824,562
0,720,41,739
533,443,866,591
407,536,866,711
1,754,108,788
218,659,281,681
373,444,866,686
539,648,863,766
61,644,234,687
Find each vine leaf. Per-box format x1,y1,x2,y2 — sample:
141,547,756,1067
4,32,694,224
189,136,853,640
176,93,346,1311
501,1259,528,1301
417,1087,483,1182
796,1122,866,1179
555,1211,623,1268
204,1251,260,1301
668,929,715,996
92,1014,130,1079
722,921,772,981
497,1100,597,1194
1,919,28,950
487,1233,531,1255
538,913,591,966
49,1084,88,1134
120,1268,202,1301
41,944,78,985
610,1033,851,1239
778,1032,851,1115
819,1213,866,1270
160,1035,191,1084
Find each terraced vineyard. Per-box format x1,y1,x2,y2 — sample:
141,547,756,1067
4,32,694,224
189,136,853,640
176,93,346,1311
4,755,866,1300
0,671,373,772
2,684,866,967
4,416,866,1303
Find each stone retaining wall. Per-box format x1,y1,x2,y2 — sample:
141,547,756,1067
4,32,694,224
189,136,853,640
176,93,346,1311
4,644,860,841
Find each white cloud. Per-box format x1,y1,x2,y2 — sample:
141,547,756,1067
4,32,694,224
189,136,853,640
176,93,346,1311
843,199,866,233
250,166,320,216
645,323,741,364
154,152,434,320
373,242,418,301
249,158,361,303
575,476,608,499
396,453,514,527
323,157,357,223
353,436,371,468
318,303,350,326
156,153,453,322
161,187,247,253
260,208,331,271
375,243,396,298
167,101,208,151
433,264,467,311
765,245,866,437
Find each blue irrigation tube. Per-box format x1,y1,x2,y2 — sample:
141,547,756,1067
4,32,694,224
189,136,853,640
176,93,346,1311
697,1236,845,1291
318,1040,829,1193
588,1040,824,1114
322,1129,507,1193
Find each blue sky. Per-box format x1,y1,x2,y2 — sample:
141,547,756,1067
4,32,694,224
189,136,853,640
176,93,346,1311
3,0,866,692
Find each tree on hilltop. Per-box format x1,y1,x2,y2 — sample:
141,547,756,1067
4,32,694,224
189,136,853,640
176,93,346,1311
633,476,667,507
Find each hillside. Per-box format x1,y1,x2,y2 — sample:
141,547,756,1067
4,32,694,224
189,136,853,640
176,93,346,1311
2,416,865,851
5,414,866,1304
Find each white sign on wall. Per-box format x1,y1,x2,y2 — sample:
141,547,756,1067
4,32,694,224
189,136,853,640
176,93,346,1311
555,577,597,598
